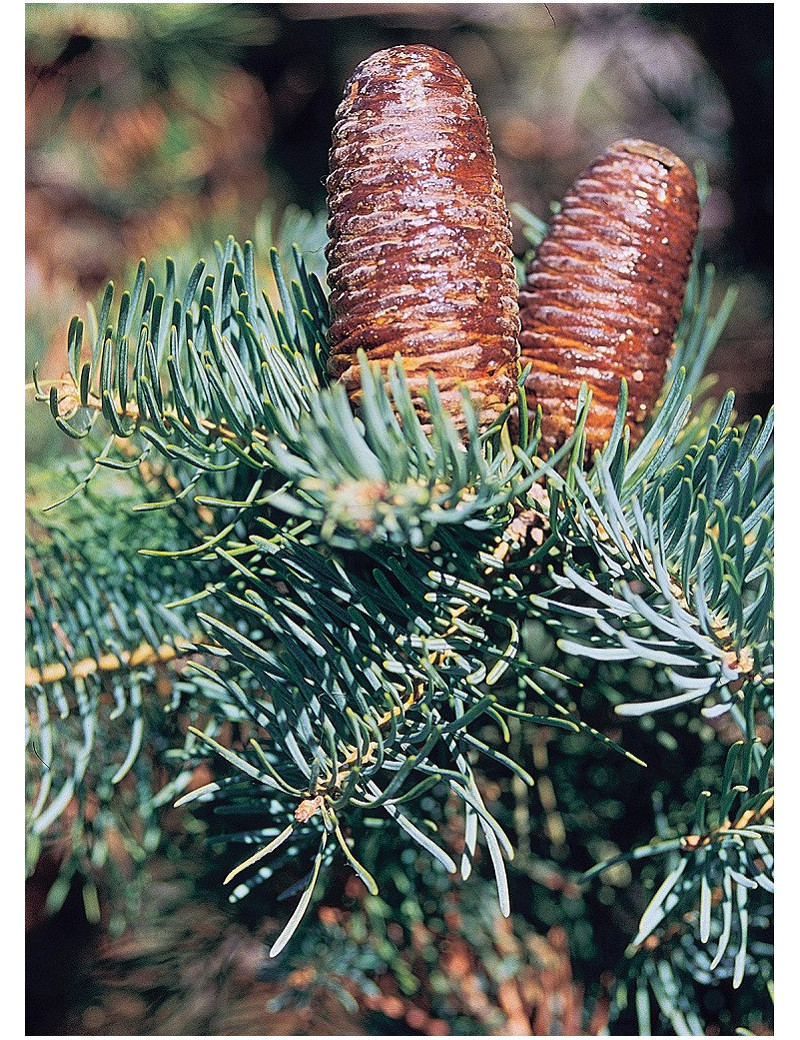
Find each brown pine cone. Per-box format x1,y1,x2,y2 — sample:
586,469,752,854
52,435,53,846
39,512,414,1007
325,45,520,432
518,139,700,456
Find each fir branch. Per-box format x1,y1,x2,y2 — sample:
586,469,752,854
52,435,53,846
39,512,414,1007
24,467,228,886
522,386,773,722
32,233,538,551
26,198,773,1010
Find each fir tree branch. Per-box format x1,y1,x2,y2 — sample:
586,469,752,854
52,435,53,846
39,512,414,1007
26,202,773,1006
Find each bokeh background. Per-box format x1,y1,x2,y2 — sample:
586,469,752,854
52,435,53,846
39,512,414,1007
25,3,773,1034
26,2,773,457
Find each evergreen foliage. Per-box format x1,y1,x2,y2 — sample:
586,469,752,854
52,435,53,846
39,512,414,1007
26,201,773,1033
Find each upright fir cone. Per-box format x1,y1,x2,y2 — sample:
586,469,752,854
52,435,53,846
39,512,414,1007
325,45,520,431
518,139,700,456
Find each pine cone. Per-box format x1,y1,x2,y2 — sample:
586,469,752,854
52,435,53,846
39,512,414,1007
325,45,520,432
518,139,700,456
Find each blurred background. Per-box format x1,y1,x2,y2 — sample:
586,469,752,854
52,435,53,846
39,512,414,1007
25,2,773,458
25,3,773,1035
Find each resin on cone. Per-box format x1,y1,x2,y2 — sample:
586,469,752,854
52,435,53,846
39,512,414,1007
325,45,520,432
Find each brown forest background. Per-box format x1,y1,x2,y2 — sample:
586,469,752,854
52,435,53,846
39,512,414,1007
25,4,773,1035
26,3,773,460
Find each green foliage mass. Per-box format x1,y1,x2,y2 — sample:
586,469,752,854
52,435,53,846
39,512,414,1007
26,204,773,1034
